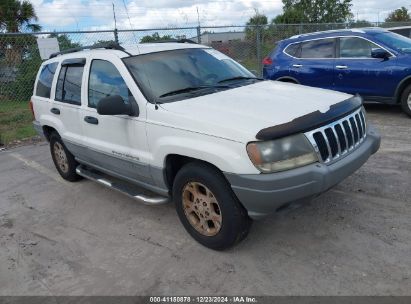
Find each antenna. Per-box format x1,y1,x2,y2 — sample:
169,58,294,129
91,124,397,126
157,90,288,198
122,0,139,44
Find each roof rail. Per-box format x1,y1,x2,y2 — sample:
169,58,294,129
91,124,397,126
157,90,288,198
144,38,198,44
290,28,366,39
49,42,127,59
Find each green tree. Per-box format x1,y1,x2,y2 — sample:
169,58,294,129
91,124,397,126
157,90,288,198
385,7,411,22
48,33,81,51
0,0,41,33
350,19,373,28
92,39,116,47
273,0,353,24
245,10,268,41
0,0,41,65
140,32,172,43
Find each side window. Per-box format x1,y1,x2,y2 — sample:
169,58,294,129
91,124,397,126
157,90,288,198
339,37,379,58
284,43,300,57
300,38,335,58
36,62,58,98
55,64,84,105
88,60,130,109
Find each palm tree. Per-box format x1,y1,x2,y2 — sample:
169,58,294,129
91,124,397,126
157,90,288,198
0,0,42,65
0,0,41,33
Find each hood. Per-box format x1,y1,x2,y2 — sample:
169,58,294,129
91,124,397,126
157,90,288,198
155,81,353,143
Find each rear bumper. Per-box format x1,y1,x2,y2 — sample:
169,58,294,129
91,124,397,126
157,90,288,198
33,121,44,138
225,126,381,220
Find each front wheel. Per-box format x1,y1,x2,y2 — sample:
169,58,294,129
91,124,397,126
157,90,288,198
173,162,252,250
400,84,411,117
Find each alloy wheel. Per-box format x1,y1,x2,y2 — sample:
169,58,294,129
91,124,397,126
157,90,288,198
53,142,69,173
182,182,222,237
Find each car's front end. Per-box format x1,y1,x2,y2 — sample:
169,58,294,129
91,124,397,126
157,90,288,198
225,97,381,219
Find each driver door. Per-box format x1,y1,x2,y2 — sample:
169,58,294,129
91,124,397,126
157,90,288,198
80,55,152,184
334,37,397,98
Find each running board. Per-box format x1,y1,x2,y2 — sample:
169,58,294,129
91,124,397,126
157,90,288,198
76,165,169,205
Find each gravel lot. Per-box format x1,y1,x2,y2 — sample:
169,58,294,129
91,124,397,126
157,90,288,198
0,104,410,296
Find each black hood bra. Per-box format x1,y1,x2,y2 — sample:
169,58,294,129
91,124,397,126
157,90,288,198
256,95,363,141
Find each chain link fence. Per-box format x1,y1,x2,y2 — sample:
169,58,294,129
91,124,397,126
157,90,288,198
1,21,410,144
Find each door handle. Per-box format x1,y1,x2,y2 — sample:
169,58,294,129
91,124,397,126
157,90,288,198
292,64,303,68
50,108,60,115
84,116,99,125
336,65,348,69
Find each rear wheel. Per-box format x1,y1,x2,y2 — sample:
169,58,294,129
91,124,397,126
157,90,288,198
173,162,252,250
400,84,411,117
49,132,82,182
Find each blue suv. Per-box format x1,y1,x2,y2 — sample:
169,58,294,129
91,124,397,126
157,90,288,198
263,28,411,117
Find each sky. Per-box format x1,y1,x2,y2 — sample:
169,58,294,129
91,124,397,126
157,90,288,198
29,0,411,32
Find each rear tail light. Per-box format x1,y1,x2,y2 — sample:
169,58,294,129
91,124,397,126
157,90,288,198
262,57,273,66
29,100,35,120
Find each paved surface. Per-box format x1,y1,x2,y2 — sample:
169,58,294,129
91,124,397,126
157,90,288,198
0,104,410,296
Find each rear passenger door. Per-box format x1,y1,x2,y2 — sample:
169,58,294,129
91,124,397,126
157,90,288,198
80,56,153,185
290,38,336,90
32,62,58,121
51,58,88,159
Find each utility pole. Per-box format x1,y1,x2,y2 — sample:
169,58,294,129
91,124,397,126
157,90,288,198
196,6,201,44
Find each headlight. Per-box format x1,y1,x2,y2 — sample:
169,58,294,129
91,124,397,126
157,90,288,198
246,134,318,173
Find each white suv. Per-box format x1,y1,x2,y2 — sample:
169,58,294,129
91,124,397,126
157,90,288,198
31,42,381,250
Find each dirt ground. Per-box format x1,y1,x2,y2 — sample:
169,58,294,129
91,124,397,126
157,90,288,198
0,104,410,296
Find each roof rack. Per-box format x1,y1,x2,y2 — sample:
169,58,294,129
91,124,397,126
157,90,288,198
49,42,127,59
145,38,198,44
290,28,366,39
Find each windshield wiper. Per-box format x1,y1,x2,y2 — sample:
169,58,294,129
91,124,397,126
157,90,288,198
158,85,227,98
218,76,262,83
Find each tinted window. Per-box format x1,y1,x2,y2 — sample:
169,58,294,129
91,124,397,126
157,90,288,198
300,39,335,58
339,37,379,58
88,60,130,108
374,32,411,53
36,62,58,98
123,48,255,103
284,43,300,57
55,64,84,105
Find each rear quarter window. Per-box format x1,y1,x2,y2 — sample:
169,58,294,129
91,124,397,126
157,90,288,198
36,62,58,98
284,43,300,57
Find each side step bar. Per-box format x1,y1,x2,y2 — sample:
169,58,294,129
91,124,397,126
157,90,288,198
76,165,169,205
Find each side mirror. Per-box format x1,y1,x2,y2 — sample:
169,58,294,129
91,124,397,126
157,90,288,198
97,95,133,116
371,48,390,59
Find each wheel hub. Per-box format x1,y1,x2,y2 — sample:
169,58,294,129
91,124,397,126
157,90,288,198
53,142,69,173
182,182,222,237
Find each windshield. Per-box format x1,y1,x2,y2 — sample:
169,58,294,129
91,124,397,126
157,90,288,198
123,48,257,103
374,32,411,54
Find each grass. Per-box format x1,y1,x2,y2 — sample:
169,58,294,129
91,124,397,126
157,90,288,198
0,100,37,146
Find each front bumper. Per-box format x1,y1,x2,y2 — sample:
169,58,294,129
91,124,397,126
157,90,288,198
225,126,381,220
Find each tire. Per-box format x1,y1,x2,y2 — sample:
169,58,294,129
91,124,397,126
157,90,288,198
400,84,411,117
49,132,82,182
173,162,252,250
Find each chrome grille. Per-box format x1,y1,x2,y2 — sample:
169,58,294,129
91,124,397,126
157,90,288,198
305,108,367,164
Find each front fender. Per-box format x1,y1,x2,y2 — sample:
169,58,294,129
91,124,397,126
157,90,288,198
147,125,259,175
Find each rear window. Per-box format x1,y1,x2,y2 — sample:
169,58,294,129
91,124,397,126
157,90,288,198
300,38,335,58
36,62,58,98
